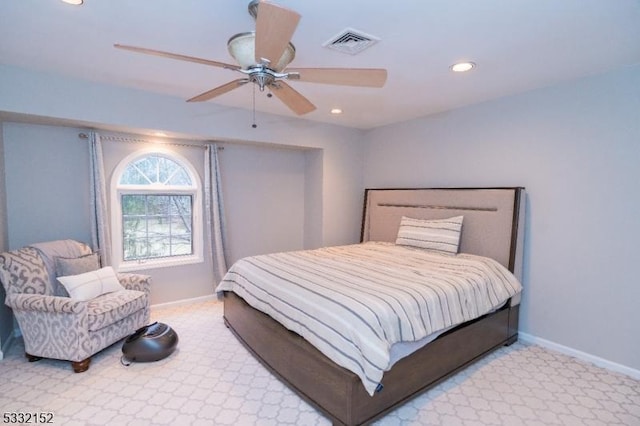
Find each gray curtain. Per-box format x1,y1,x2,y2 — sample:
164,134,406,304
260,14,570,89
205,144,228,284
88,131,112,266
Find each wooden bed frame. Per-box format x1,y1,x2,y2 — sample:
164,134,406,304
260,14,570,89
223,187,525,425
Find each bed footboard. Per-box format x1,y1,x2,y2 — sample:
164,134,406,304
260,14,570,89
223,291,518,426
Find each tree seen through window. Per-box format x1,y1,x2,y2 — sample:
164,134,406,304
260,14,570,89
119,155,195,261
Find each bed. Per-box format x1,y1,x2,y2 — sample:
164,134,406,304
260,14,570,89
219,187,525,425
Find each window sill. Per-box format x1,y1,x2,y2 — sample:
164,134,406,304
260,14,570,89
115,254,204,272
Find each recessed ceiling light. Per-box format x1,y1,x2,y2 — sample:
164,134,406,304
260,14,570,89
450,61,476,73
330,108,343,115
153,132,168,137
62,0,83,5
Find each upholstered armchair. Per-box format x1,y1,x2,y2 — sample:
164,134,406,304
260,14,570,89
0,240,151,372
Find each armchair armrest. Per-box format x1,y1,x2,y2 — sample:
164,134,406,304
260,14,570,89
117,273,151,295
6,293,86,315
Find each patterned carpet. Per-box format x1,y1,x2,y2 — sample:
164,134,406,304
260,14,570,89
0,299,638,425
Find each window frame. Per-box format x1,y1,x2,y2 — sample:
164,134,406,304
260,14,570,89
110,148,203,272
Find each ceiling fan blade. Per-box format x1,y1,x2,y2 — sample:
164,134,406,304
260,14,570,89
286,68,387,88
186,79,249,102
270,81,316,115
254,2,300,66
114,44,241,70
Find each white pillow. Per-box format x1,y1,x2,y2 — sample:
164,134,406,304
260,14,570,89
57,266,125,301
395,216,464,254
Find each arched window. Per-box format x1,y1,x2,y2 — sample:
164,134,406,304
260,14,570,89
111,150,203,271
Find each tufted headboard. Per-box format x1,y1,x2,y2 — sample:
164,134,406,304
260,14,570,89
361,187,526,281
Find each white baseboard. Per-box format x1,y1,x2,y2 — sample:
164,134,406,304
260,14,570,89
150,293,219,310
518,332,640,380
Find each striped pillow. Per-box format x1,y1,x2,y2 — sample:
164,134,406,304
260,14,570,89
395,216,463,254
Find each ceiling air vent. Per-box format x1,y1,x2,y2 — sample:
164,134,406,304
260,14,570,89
322,28,380,55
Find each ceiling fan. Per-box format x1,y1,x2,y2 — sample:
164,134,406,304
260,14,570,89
114,0,387,117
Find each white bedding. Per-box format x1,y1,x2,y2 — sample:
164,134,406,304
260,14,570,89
216,242,522,395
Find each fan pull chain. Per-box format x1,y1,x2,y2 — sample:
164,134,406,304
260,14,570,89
251,84,257,128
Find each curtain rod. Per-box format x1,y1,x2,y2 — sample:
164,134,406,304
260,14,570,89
77,132,223,150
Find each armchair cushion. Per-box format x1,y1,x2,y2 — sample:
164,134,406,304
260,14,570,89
87,290,147,331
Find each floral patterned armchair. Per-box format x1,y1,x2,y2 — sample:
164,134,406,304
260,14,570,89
0,240,151,372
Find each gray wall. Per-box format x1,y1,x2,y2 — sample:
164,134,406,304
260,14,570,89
4,124,92,249
220,143,307,264
303,149,324,250
363,64,640,371
0,123,12,358
2,124,313,305
0,124,8,249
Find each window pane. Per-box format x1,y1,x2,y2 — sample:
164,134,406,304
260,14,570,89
123,216,147,238
123,237,149,261
134,157,158,182
122,194,193,261
120,166,150,185
157,157,176,184
122,195,146,215
120,155,192,187
171,241,192,256
169,195,191,216
147,195,170,215
147,236,171,258
170,216,190,234
166,168,192,186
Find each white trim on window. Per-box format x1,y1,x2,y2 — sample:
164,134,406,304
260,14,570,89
110,148,204,272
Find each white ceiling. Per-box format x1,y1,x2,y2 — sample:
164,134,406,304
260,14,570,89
1,0,639,130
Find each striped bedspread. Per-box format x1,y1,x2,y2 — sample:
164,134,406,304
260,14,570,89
216,242,522,395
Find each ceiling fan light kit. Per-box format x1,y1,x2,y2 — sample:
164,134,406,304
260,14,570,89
228,32,295,71
114,0,387,118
